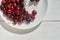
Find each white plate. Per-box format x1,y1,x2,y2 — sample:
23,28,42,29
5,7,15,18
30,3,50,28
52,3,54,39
0,0,48,34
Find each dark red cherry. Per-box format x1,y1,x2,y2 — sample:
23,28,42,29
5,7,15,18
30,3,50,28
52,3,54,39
26,15,31,23
2,0,6,5
23,16,26,20
11,0,16,3
20,3,24,8
2,7,6,13
19,0,24,2
18,18,23,24
26,18,31,23
32,10,37,16
17,0,19,3
13,19,17,24
10,15,14,19
14,3,17,6
16,6,20,10
8,3,14,10
31,16,35,20
15,10,20,15
6,14,11,18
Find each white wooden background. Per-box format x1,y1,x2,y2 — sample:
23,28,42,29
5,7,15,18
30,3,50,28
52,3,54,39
0,0,60,40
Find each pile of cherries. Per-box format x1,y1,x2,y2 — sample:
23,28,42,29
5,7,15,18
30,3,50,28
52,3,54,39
0,0,40,24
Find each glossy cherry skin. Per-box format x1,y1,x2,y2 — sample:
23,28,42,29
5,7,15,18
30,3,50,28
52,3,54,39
32,10,37,16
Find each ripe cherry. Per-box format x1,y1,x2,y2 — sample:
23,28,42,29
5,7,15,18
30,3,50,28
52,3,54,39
9,0,16,2
32,10,37,16
18,18,23,24
20,3,24,8
2,0,6,5
31,16,35,20
15,10,20,15
8,3,14,10
7,9,12,13
19,0,24,2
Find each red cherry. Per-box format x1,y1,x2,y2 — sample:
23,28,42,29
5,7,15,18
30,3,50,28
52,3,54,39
10,15,14,19
20,3,24,8
17,0,20,3
6,14,11,18
13,3,17,7
18,18,23,24
3,7,6,13
15,16,19,19
26,14,31,23
7,9,12,13
26,17,31,23
8,0,11,2
24,11,29,15
31,16,35,20
13,19,17,24
11,0,16,3
20,8,26,13
8,3,14,10
32,10,37,16
16,6,20,10
15,10,20,15
20,0,24,2
23,16,26,20
8,3,12,8
11,6,14,10
2,0,6,5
